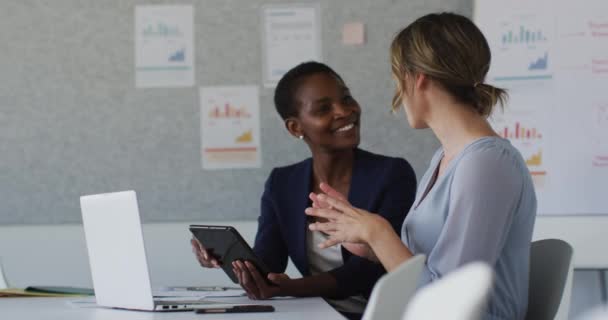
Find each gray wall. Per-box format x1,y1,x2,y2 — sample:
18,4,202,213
1,0,475,224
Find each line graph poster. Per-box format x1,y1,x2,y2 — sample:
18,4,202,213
200,86,261,170
261,4,322,87
476,0,608,214
135,5,194,88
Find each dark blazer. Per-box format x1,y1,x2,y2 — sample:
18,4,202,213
253,148,417,299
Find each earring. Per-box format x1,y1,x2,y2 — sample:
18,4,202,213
298,135,304,140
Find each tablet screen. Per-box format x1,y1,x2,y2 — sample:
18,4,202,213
189,225,271,284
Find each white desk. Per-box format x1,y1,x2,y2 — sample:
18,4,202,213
0,296,346,320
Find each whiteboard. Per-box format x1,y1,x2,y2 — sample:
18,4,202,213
474,0,608,215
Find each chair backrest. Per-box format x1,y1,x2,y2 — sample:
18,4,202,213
576,304,608,320
0,257,9,289
361,254,426,320
526,238,574,320
401,262,494,320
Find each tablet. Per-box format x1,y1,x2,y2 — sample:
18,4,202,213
189,225,272,284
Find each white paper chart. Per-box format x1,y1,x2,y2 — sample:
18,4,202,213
261,4,322,87
200,86,261,170
135,5,194,88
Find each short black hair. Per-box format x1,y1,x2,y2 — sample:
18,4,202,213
274,61,344,120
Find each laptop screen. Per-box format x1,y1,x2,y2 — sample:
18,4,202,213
80,190,155,310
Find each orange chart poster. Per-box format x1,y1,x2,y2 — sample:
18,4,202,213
200,86,261,169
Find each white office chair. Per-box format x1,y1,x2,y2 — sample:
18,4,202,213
0,257,9,289
402,262,494,320
526,239,574,320
361,254,426,320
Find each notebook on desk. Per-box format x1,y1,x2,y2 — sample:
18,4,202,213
80,190,237,311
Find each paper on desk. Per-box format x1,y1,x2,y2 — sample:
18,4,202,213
0,288,86,298
201,289,246,298
153,289,246,298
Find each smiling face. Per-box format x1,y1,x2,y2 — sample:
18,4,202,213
287,72,361,153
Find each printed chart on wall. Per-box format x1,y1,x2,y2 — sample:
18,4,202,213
475,0,608,214
135,5,194,88
261,4,322,87
200,86,261,170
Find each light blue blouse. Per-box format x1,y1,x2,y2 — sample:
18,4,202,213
401,136,537,320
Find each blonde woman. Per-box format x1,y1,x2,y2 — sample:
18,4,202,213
306,13,537,320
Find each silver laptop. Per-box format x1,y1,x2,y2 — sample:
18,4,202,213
80,190,233,311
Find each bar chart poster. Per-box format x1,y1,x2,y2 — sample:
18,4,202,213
476,0,608,215
490,109,548,189
135,5,194,88
200,86,261,170
487,13,555,83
